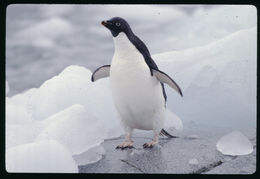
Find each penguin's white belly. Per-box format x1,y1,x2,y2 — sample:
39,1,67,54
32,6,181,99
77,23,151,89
110,33,165,131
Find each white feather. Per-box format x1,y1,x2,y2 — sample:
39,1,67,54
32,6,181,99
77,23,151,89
109,32,165,133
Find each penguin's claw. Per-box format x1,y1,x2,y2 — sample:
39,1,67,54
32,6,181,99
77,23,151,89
143,143,152,148
143,141,158,148
115,142,133,150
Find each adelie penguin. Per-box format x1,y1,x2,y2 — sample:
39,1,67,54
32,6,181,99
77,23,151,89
91,17,183,149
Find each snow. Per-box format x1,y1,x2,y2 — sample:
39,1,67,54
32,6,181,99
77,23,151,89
6,121,43,149
6,89,41,149
216,131,253,156
153,27,256,128
36,104,105,155
5,65,123,172
6,99,32,125
189,158,199,165
27,65,123,139
6,140,78,173
164,109,183,131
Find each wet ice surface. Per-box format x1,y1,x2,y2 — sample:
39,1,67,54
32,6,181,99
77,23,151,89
78,124,256,174
189,158,199,165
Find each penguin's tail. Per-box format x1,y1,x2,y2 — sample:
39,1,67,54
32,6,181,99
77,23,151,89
160,129,178,138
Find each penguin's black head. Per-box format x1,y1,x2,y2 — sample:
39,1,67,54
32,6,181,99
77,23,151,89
101,17,132,37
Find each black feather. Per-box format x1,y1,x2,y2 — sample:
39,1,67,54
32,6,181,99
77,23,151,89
160,129,178,138
126,33,167,103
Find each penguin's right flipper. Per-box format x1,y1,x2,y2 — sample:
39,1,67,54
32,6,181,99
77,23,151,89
91,65,110,82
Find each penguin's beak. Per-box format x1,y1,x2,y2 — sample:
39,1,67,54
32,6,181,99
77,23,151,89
101,20,107,26
101,20,112,27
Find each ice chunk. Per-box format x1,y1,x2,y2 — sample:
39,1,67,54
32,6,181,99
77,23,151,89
6,121,43,149
216,131,253,156
192,66,217,87
6,88,41,149
7,88,36,108
164,109,183,131
189,158,199,165
6,100,32,125
19,66,94,121
73,145,106,166
36,104,105,155
153,27,256,128
27,65,123,139
154,27,256,91
6,140,78,173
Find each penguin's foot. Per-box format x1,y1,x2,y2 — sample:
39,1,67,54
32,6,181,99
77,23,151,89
143,134,159,148
143,141,158,148
116,141,134,150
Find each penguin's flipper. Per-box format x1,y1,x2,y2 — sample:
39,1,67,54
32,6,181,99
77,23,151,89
91,65,110,82
152,69,183,97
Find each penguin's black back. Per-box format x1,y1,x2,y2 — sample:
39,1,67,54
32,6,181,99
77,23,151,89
126,33,167,103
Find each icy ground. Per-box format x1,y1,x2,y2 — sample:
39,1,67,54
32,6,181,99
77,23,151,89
5,26,256,173
79,125,256,174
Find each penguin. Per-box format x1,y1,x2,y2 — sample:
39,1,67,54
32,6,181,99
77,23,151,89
91,17,183,149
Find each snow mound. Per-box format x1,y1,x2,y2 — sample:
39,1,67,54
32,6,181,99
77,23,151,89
216,131,253,156
6,140,78,173
26,65,123,139
154,27,256,90
7,88,36,107
5,65,124,171
6,89,40,149
6,121,43,149
164,109,183,131
153,27,256,127
37,104,105,155
28,65,93,120
6,99,32,125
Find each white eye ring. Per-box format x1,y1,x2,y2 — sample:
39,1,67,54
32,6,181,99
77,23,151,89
115,22,121,26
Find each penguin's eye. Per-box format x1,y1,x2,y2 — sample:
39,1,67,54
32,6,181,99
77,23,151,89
115,22,121,27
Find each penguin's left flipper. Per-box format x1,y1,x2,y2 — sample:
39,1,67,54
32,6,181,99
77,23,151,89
152,69,183,97
91,65,110,82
